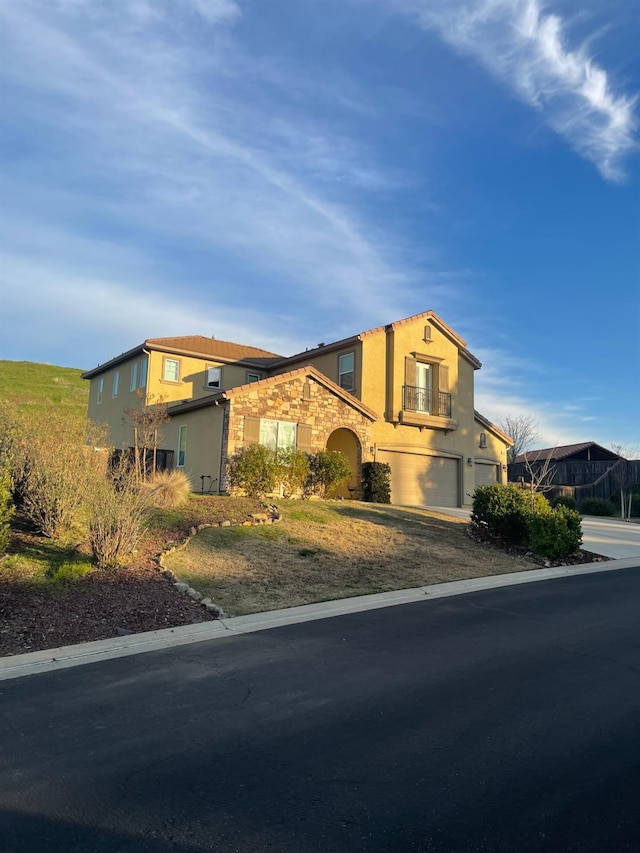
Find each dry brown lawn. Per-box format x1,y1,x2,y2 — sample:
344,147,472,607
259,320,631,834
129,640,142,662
163,501,538,616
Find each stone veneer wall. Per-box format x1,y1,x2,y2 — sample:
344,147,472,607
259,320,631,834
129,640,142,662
220,374,374,492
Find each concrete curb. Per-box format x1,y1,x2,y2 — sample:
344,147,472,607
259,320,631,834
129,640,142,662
1,557,638,683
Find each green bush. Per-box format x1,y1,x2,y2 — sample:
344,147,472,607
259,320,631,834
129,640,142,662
362,462,391,503
529,506,582,559
306,450,351,498
472,483,547,546
0,465,14,555
226,444,280,498
87,471,150,569
551,495,577,511
277,449,311,498
580,497,615,517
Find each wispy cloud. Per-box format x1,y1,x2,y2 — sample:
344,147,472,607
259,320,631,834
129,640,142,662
0,0,428,356
390,0,638,179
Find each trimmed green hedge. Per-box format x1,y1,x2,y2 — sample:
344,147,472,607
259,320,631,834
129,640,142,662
580,497,615,517
472,483,582,560
362,462,391,504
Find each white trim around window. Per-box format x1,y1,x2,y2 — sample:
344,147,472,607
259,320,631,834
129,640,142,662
112,370,119,398
139,357,148,389
205,366,222,389
97,377,104,404
130,362,138,391
163,358,180,383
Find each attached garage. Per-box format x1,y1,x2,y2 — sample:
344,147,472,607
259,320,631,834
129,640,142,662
475,461,499,488
377,450,459,508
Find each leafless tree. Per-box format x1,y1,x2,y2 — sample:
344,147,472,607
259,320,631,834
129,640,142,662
498,415,540,464
124,391,170,482
522,451,557,511
609,443,639,460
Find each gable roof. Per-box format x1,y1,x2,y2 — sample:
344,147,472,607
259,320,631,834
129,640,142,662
268,310,482,370
474,411,513,446
512,442,621,465
82,336,282,378
167,364,379,421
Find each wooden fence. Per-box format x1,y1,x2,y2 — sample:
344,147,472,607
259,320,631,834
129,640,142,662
508,459,640,505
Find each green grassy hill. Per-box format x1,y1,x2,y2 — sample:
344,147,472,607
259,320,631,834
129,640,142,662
0,360,88,419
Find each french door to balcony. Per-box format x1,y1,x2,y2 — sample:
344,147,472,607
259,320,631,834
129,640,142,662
415,363,432,413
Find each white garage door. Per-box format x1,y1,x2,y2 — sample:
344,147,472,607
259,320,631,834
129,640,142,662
475,462,498,488
377,450,459,508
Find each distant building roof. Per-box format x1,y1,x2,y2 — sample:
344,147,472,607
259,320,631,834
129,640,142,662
512,442,621,465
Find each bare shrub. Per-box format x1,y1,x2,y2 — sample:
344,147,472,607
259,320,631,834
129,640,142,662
140,469,191,508
87,461,150,569
11,410,105,539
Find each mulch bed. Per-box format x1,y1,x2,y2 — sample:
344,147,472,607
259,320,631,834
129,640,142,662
466,523,611,567
0,497,263,658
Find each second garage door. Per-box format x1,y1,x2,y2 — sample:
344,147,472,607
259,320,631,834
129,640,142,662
377,450,459,508
475,461,499,488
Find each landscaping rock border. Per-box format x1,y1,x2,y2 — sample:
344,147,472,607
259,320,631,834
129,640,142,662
157,504,281,618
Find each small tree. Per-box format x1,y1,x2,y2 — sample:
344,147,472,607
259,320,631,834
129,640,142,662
362,462,391,504
124,391,170,482
226,444,280,497
306,450,351,498
521,450,557,512
498,415,540,464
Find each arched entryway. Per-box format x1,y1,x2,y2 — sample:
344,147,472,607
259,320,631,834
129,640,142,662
326,428,362,499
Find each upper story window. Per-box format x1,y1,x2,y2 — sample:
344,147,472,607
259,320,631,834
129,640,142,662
205,366,221,389
479,432,487,449
97,378,104,404
112,371,119,398
259,419,296,452
130,362,138,391
338,352,355,391
163,358,180,383
247,372,261,384
139,357,148,389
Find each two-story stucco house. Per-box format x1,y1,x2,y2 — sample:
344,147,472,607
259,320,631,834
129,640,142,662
82,311,512,507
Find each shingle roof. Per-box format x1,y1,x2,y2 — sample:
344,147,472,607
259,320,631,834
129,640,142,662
146,336,282,365
512,442,620,465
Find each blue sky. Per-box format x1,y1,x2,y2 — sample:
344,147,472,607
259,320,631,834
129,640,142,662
1,0,638,449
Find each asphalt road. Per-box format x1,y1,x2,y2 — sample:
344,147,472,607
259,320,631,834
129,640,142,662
2,567,640,853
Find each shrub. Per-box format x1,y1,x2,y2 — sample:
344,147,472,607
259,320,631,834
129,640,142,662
580,497,615,517
226,444,279,498
87,466,150,569
362,462,391,504
0,465,14,555
140,469,191,508
472,484,535,546
277,449,310,498
551,495,577,512
529,506,582,559
306,450,352,498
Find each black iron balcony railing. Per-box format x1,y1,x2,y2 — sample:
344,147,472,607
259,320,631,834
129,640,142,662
403,385,452,418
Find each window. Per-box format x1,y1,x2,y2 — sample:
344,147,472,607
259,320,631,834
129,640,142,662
206,366,221,389
259,419,296,452
246,372,261,384
338,352,355,391
97,378,104,404
479,432,487,449
177,425,187,467
112,371,119,398
164,358,180,383
139,357,147,389
130,362,138,391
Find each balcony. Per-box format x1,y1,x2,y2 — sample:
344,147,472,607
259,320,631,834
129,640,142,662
399,385,458,430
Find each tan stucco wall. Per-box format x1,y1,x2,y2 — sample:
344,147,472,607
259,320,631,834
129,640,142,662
474,419,509,485
357,319,478,505
273,344,362,396
163,404,225,492
86,355,150,448
146,351,265,405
